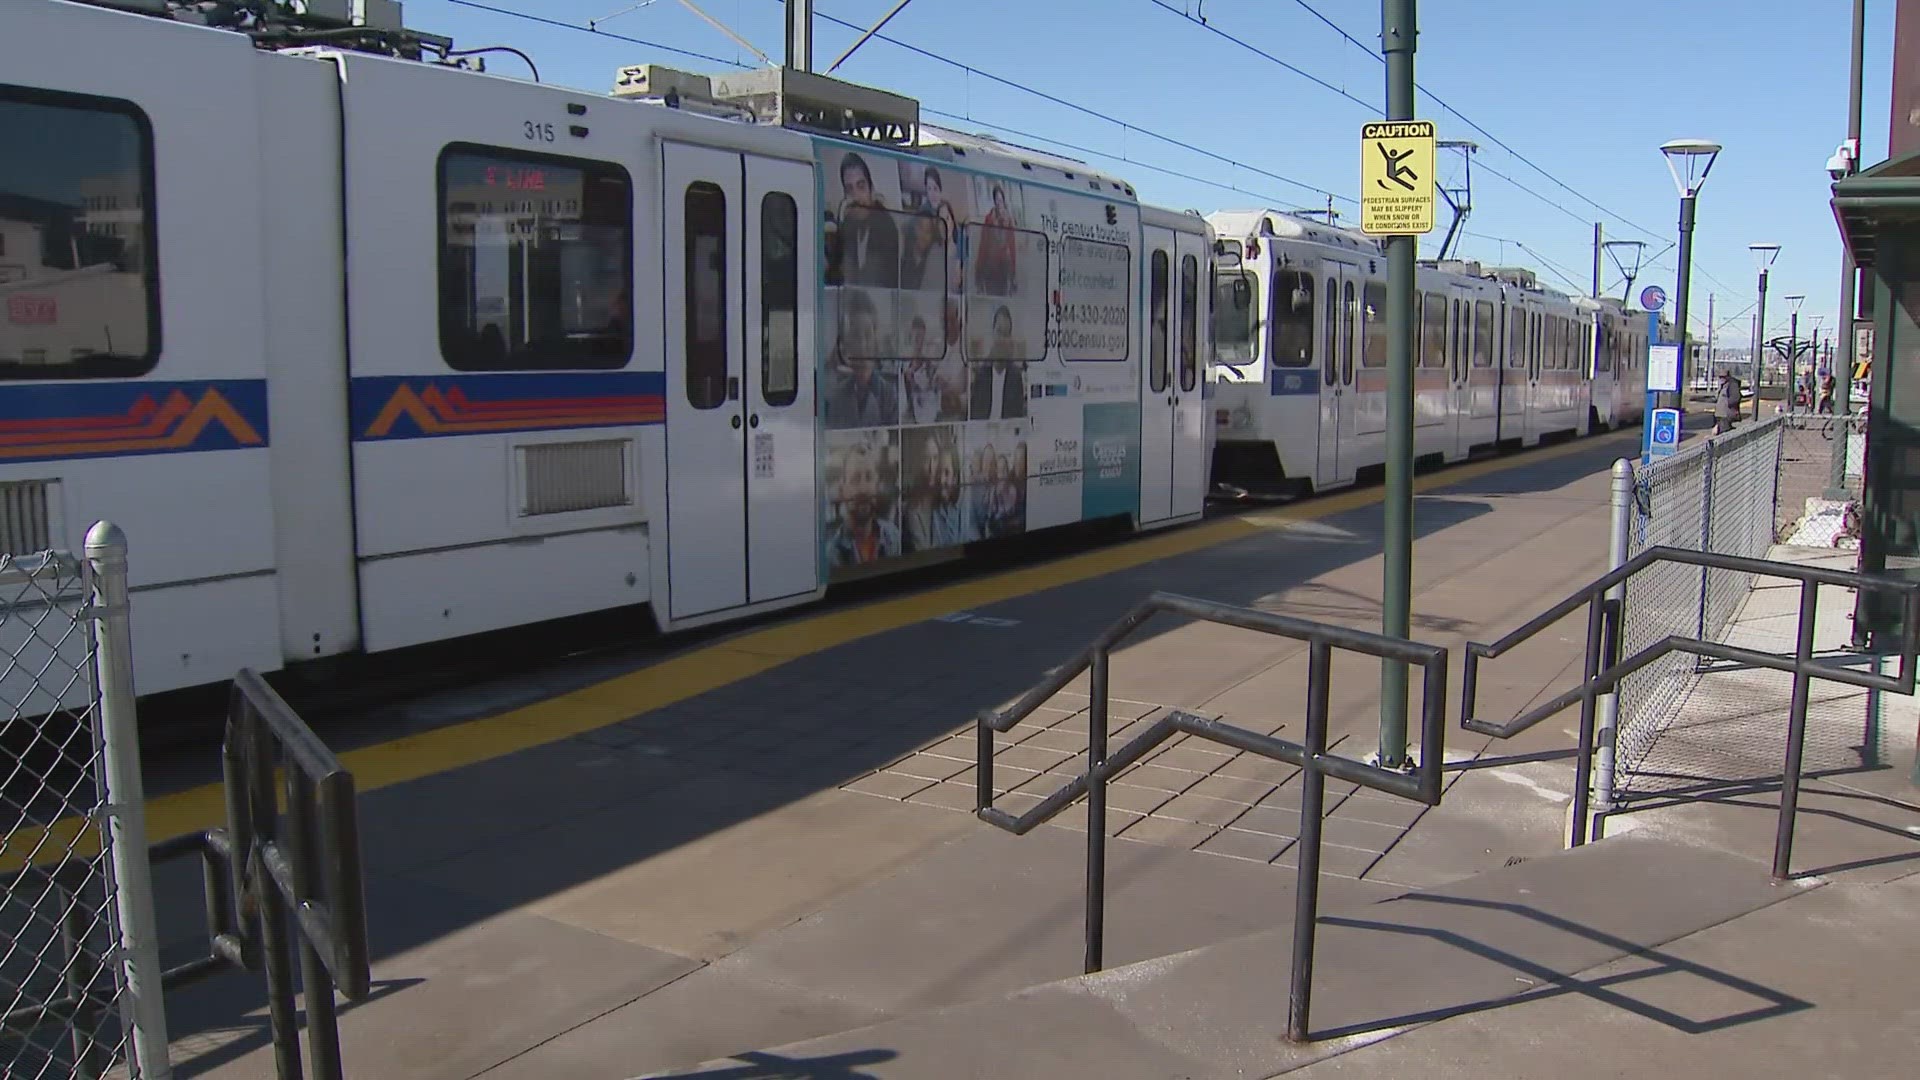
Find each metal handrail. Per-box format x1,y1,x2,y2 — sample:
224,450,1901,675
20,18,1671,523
1460,545,1920,877
974,591,1448,1043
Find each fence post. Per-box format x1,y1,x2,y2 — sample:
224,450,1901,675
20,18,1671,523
1696,438,1716,647
84,521,173,1080
1592,459,1632,837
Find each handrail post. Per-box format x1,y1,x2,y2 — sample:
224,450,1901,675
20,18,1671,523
1593,458,1632,830
1695,437,1715,653
1570,592,1608,847
1083,650,1110,975
1773,580,1821,880
1286,642,1333,1043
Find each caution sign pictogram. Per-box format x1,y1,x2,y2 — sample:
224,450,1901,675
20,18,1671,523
1360,120,1437,236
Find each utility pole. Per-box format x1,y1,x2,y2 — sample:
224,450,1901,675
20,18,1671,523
786,0,812,70
1829,0,1867,497
1378,0,1417,770
1592,223,1603,297
1705,293,1715,384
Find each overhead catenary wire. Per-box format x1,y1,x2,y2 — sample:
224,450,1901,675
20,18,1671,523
1156,0,1748,303
455,0,1353,205
447,0,1685,301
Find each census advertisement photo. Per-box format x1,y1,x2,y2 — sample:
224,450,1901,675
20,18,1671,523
823,426,902,570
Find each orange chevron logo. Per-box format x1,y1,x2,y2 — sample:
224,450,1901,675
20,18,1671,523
362,382,664,439
0,387,265,462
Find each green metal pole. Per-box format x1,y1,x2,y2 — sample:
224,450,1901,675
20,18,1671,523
1379,0,1417,769
1670,193,1697,413
1828,0,1867,497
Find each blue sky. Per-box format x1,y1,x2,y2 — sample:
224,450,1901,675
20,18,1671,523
416,0,1895,350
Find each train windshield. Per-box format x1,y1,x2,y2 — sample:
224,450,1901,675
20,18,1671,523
1269,269,1314,368
1212,266,1258,366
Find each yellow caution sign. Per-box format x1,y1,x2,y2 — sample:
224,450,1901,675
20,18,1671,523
1360,120,1437,236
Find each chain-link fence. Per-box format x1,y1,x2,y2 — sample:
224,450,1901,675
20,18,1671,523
1610,416,1787,790
1773,410,1866,550
3,527,170,1080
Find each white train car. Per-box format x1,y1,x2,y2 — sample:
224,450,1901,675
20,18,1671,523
1205,209,1592,498
0,0,1225,707
1586,296,1652,430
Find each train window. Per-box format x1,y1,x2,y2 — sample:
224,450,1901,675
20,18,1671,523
962,223,1046,365
760,192,799,408
438,145,633,373
1149,250,1170,392
1179,254,1199,392
1507,309,1525,368
1420,291,1447,368
1472,302,1494,367
1547,318,1560,370
1342,280,1357,380
682,181,729,409
1269,270,1314,368
1443,295,1459,376
1363,282,1387,367
1212,266,1258,366
1323,276,1337,386
0,87,158,381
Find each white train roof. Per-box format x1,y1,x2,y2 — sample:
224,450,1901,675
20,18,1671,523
917,125,1139,202
1206,208,1382,257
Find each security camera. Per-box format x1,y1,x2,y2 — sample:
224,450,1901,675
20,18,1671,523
1827,139,1857,181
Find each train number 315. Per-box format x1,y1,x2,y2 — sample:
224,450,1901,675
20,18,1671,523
524,120,556,143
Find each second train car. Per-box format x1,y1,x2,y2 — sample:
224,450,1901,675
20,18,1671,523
1206,209,1649,498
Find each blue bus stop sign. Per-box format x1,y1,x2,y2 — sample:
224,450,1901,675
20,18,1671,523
1649,407,1681,457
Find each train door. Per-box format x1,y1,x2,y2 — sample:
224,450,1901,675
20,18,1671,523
1316,265,1358,489
1170,231,1209,520
1498,299,1525,444
662,143,818,619
1524,307,1544,445
1447,293,1469,460
1140,229,1176,523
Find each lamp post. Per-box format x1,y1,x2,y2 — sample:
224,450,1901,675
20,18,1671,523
1749,243,1779,407
1784,294,1806,412
1660,139,1721,411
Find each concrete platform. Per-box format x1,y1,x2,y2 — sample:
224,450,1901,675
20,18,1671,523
640,834,1811,1079
135,426,1915,1080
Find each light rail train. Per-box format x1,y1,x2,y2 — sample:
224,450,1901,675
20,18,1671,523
1204,210,1659,498
2,0,1643,707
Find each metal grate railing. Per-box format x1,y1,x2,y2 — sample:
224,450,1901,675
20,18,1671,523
1614,417,1786,790
1461,545,1920,876
974,591,1448,1043
2,526,170,1080
1774,411,1866,549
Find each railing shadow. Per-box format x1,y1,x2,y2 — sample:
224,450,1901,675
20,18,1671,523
1460,544,1920,878
658,1048,899,1079
162,977,420,1079
1312,893,1811,1042
974,590,1449,1044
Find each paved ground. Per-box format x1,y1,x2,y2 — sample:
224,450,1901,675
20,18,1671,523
120,418,1918,1080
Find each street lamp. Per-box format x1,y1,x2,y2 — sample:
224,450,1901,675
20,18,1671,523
1661,139,1721,411
1749,243,1780,407
1784,293,1806,412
